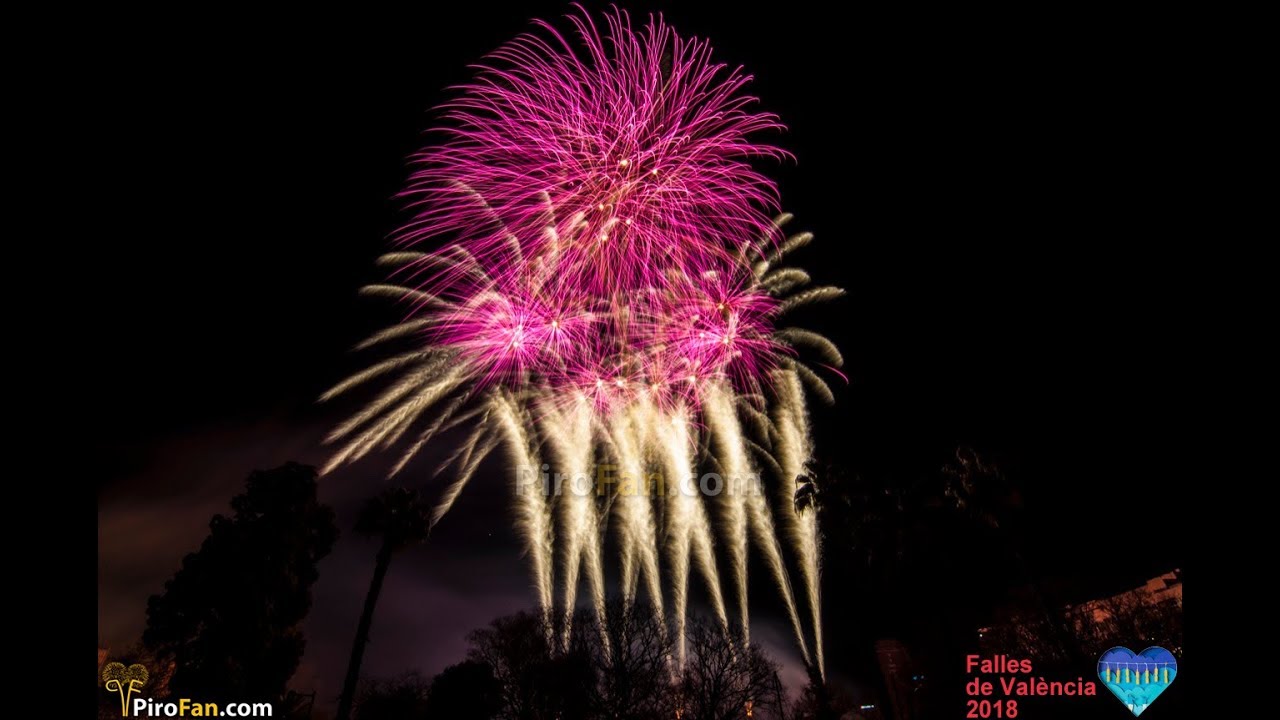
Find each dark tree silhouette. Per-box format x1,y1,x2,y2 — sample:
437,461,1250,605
143,462,338,705
353,672,431,720
983,580,1184,666
791,671,855,720
413,604,788,720
424,660,502,720
467,610,595,720
335,488,433,720
678,618,787,720
591,597,680,717
798,449,1020,719
578,600,678,720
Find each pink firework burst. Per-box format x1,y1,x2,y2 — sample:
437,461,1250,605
654,271,782,391
323,6,847,482
379,6,806,406
402,7,787,295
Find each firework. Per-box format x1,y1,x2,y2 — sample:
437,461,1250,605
323,7,844,677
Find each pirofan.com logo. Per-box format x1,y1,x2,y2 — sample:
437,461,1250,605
101,662,273,717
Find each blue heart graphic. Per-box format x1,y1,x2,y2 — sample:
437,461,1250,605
1097,646,1177,716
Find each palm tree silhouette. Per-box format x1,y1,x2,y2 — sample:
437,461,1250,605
336,487,432,720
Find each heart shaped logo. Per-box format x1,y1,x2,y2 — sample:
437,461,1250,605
1097,646,1176,716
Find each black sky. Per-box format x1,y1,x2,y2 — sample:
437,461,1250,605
95,1,1186,709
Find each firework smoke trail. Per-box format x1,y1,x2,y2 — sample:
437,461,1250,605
774,369,825,677
657,406,729,665
541,398,608,651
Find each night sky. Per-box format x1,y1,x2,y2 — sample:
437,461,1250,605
95,2,1185,710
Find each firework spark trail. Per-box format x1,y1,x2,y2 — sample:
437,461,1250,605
429,423,496,529
702,386,751,644
618,533,638,606
608,404,665,624
774,369,824,678
657,406,729,665
665,479,694,666
320,359,461,475
706,383,811,664
746,489,812,668
541,399,608,651
495,394,554,616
